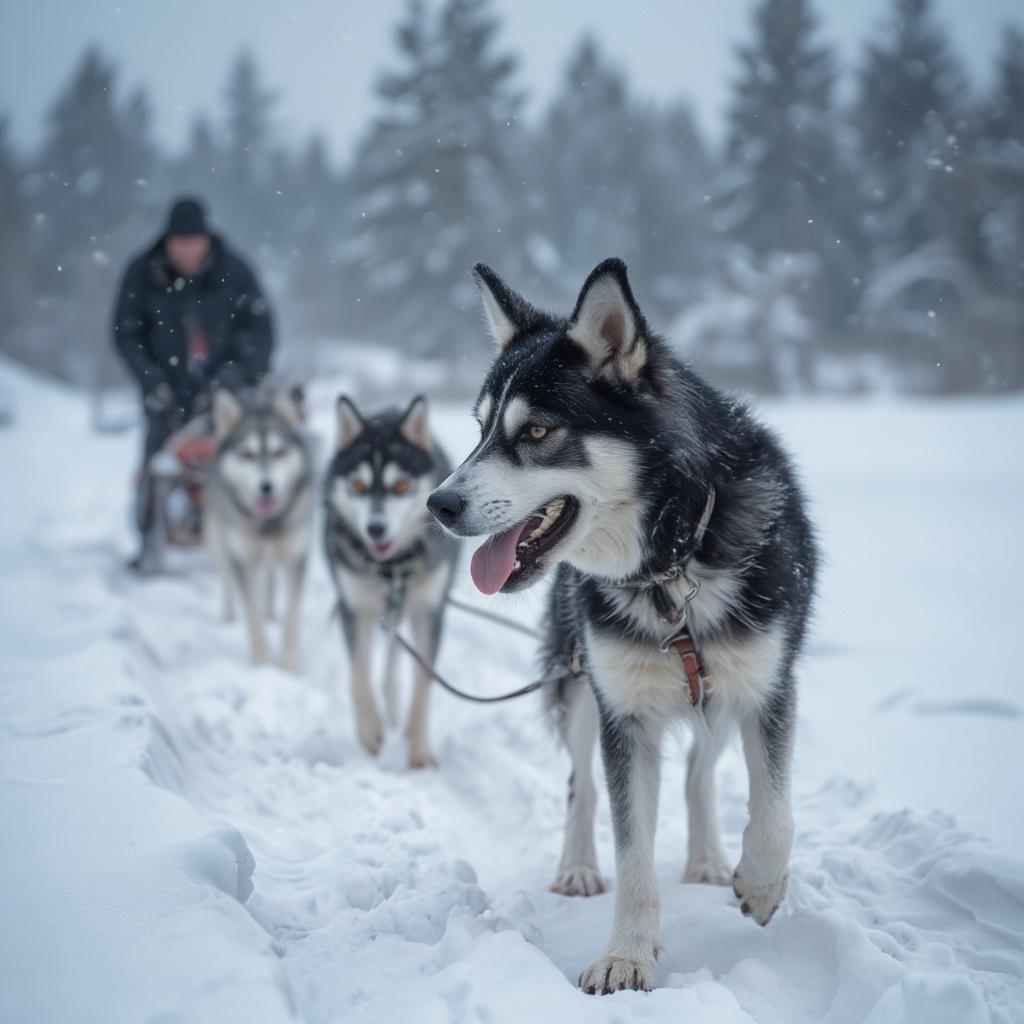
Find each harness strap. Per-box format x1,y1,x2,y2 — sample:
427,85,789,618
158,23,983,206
615,485,717,709
671,627,709,707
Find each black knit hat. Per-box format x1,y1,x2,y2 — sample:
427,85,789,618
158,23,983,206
165,197,209,237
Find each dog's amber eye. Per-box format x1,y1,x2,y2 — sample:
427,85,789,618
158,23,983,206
528,425,549,440
393,479,409,495
352,479,367,494
240,450,258,461
269,448,287,460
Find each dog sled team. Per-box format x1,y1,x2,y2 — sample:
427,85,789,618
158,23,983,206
113,198,817,995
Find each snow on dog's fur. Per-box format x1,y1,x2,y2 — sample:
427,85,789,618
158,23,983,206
428,258,818,995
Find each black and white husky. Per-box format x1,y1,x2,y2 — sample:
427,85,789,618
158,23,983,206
323,396,459,768
428,259,817,994
206,389,315,671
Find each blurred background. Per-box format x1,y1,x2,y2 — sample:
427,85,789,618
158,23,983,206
0,0,1021,409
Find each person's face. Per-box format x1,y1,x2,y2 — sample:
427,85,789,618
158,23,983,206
166,234,211,277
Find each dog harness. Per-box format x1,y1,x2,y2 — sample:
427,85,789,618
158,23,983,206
616,488,716,708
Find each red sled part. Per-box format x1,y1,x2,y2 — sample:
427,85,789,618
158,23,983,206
173,435,217,470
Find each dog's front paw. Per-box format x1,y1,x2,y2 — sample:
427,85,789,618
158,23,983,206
407,747,438,770
355,707,383,757
732,863,788,925
682,854,733,886
550,864,604,897
579,953,654,995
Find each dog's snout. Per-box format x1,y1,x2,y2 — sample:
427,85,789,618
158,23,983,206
427,488,465,527
259,481,274,496
367,520,387,540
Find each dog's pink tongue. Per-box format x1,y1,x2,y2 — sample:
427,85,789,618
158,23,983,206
470,523,527,595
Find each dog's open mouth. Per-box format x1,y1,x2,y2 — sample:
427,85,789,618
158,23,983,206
470,496,579,595
255,495,280,520
369,540,394,559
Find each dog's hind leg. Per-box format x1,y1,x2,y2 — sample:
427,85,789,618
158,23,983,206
550,681,603,897
732,681,795,926
682,715,733,885
579,710,665,995
279,553,307,674
405,603,442,769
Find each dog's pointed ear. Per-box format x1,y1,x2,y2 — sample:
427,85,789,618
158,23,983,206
213,389,243,439
399,394,431,450
335,395,363,450
472,263,546,351
272,390,303,430
567,259,649,383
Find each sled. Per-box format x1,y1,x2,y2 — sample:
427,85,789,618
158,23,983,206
136,413,216,571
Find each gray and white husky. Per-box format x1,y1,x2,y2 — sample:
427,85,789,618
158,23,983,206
323,395,458,769
206,389,314,671
428,259,818,994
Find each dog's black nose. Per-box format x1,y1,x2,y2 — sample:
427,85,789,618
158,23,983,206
367,521,386,539
259,481,273,495
427,488,465,526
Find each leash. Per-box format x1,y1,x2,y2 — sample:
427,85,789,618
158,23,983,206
443,594,542,640
384,625,550,704
380,571,548,703
340,488,716,708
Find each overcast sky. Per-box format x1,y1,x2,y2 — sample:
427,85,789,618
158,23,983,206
1,0,1019,162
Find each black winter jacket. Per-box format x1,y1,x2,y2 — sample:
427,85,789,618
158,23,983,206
112,234,273,408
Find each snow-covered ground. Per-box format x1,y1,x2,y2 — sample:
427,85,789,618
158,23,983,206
1,358,1023,1024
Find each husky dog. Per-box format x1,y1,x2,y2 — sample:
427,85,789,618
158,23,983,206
428,259,817,994
323,395,458,768
206,389,314,671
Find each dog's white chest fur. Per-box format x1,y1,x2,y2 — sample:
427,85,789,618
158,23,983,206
586,624,784,719
333,561,449,618
586,569,785,719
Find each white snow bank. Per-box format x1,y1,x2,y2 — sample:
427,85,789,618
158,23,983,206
0,361,294,1024
1,359,1023,1023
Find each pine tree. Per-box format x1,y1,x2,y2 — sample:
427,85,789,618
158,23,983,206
171,115,226,213
719,0,858,326
288,134,348,340
534,36,713,319
30,48,154,299
975,24,1024,300
537,37,637,288
345,0,525,355
987,24,1024,144
221,49,277,250
627,100,715,316
26,47,156,382
0,118,31,345
855,0,967,263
